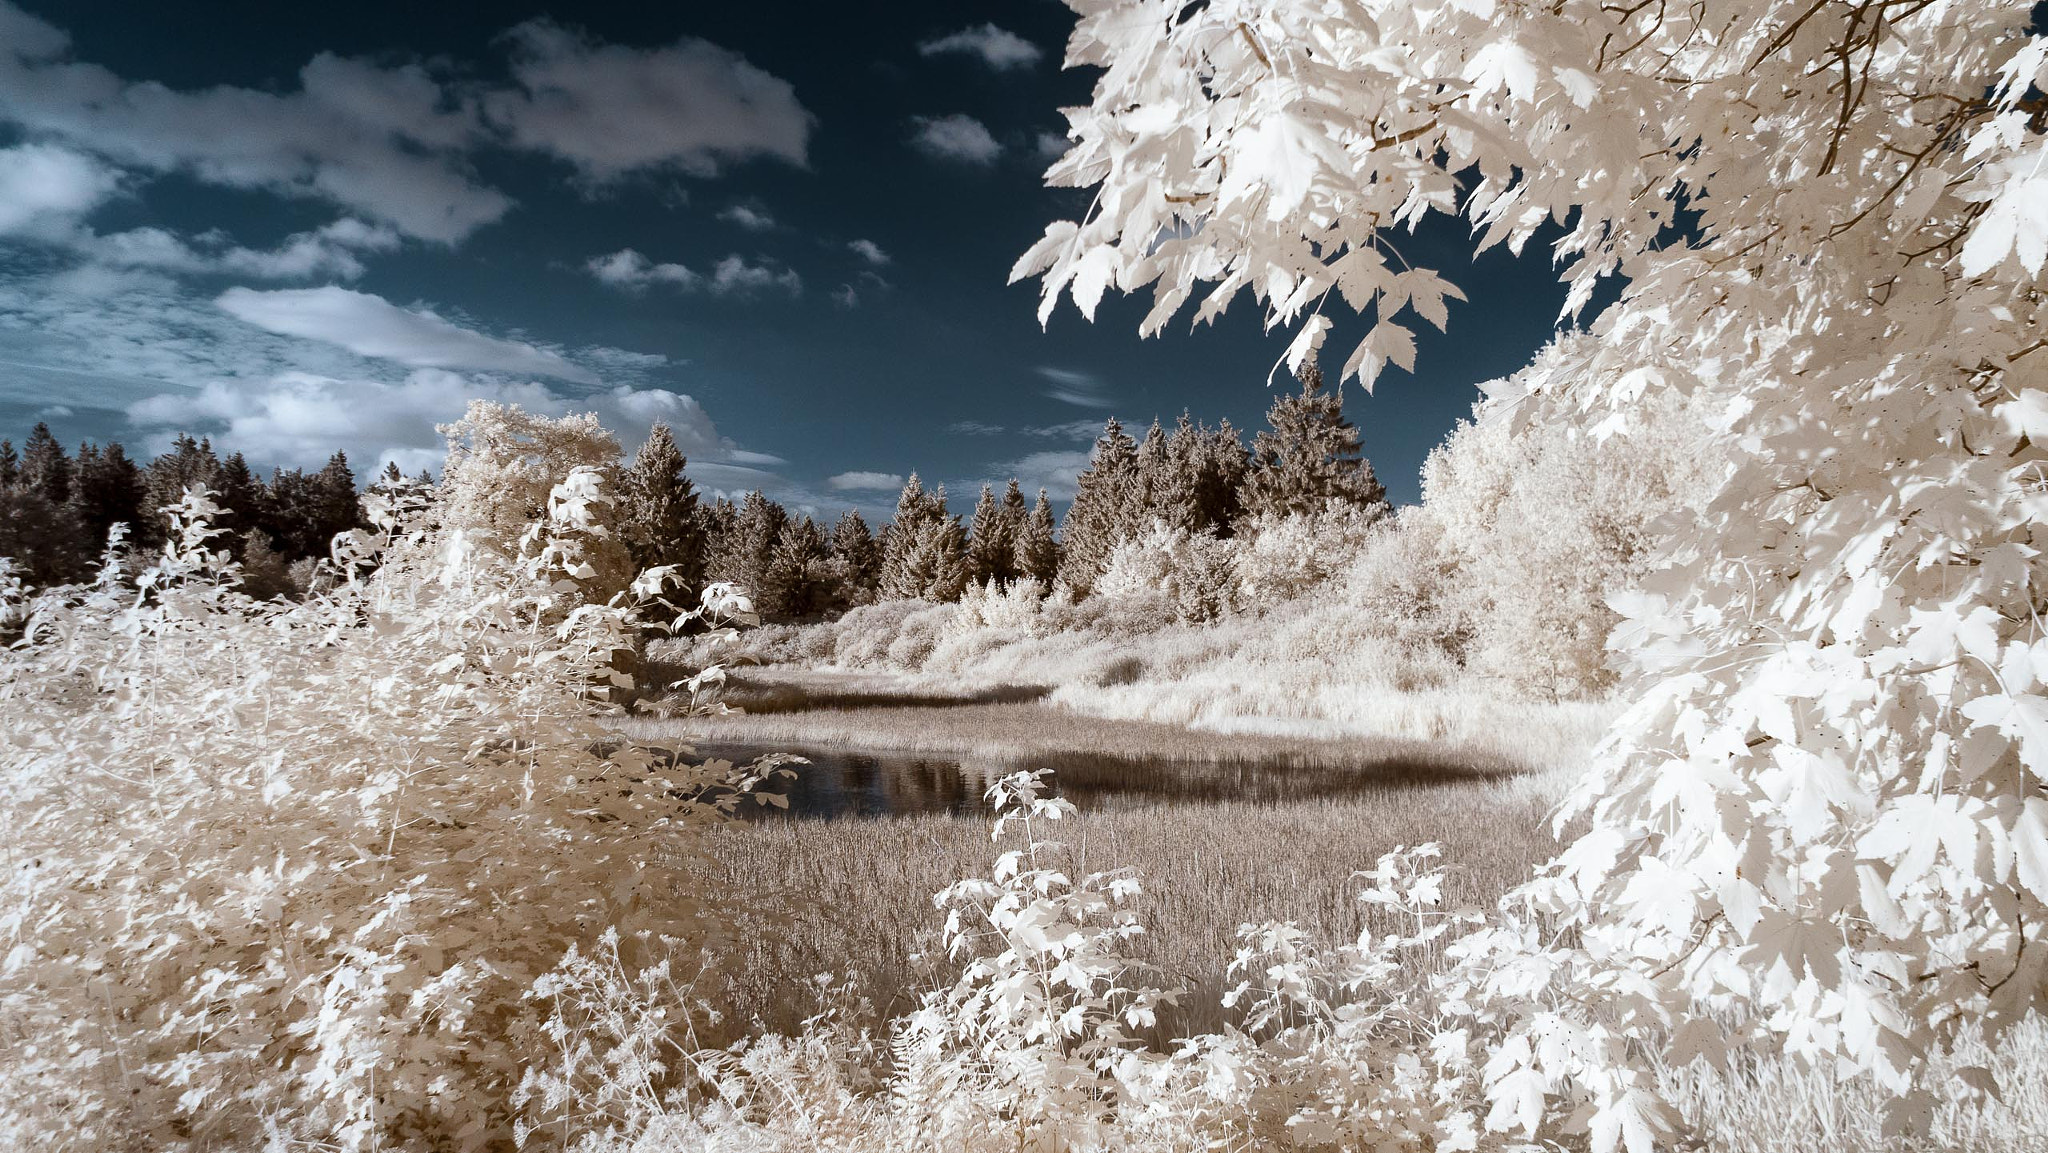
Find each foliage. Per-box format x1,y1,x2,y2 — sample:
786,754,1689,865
0,474,778,1150
1018,0,2048,1145
880,473,970,602
617,422,706,593
1239,360,1390,521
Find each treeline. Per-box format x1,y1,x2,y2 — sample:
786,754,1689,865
0,363,1385,617
648,361,1390,618
0,423,391,595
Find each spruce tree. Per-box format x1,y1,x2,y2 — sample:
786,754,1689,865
19,423,71,507
880,474,968,601
1130,419,1171,527
311,452,361,552
618,423,706,590
145,435,220,535
1014,487,1060,586
1238,359,1390,520
0,440,17,489
761,516,831,618
0,487,86,586
716,490,786,597
697,497,738,585
829,508,883,606
69,441,147,549
966,482,1019,586
1158,413,1249,535
238,531,296,600
1055,418,1139,594
212,453,269,554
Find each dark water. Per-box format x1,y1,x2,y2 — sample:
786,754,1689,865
690,740,1501,820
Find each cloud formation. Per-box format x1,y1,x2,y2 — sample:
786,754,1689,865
918,24,1043,70
848,238,890,265
983,449,1092,500
217,286,599,383
717,203,777,231
487,20,811,185
828,470,906,492
1035,366,1113,408
585,250,800,297
910,114,1002,165
0,4,814,247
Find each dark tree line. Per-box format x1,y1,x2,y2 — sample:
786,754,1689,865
0,423,371,593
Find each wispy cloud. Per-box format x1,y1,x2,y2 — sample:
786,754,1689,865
947,420,1004,436
1024,417,1106,440
917,24,1043,70
983,449,1091,500
585,250,800,297
1035,366,1112,408
848,238,890,265
910,114,1002,165
217,286,598,382
718,203,776,231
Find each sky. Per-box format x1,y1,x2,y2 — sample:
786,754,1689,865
0,0,1579,516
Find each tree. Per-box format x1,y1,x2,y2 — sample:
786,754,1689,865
618,422,706,591
829,508,883,606
309,453,360,555
1055,418,1138,595
760,516,831,619
68,441,146,551
211,452,269,556
1020,1,2048,1143
1160,413,1248,535
966,482,1020,587
18,423,70,507
713,490,786,599
0,440,17,489
1238,361,1389,522
1014,488,1059,586
1128,419,1171,525
880,473,968,602
0,486,85,586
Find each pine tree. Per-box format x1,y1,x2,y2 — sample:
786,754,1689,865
310,452,361,556
714,490,786,597
1238,359,1390,520
264,469,320,559
68,441,147,549
1130,419,1172,527
19,423,71,507
145,435,220,538
829,508,883,606
1014,487,1060,585
1055,418,1139,594
0,440,17,489
617,423,706,590
212,453,269,555
0,486,86,586
880,473,969,601
966,483,1020,586
238,530,296,600
761,516,831,619
1159,412,1249,535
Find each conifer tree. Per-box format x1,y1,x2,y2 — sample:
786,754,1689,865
761,516,831,619
617,423,706,590
146,435,220,534
1014,487,1060,586
1238,359,1390,521
0,440,17,489
1055,418,1138,594
311,452,361,554
0,486,85,586
1130,419,1171,526
264,469,321,559
238,531,296,600
881,473,969,601
19,423,70,507
829,508,883,606
212,452,269,555
68,441,147,549
1160,413,1249,535
714,490,786,597
966,483,1020,586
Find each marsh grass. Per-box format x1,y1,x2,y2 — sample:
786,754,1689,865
690,779,1566,1045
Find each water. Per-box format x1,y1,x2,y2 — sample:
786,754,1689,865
690,740,1500,820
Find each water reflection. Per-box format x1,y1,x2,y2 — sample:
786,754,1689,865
692,740,1498,820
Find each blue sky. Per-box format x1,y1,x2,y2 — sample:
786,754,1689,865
0,0,1575,515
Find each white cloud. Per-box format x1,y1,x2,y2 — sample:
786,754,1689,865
587,248,701,291
848,238,890,265
910,114,1002,165
1035,366,1113,407
718,203,776,231
487,19,811,185
1035,131,1069,160
984,449,1092,500
217,286,599,383
585,250,799,298
124,368,745,477
918,25,1043,70
1025,417,1106,439
709,254,801,297
828,470,906,491
0,5,506,242
831,284,860,309
0,6,815,244
947,420,1004,435
0,143,120,236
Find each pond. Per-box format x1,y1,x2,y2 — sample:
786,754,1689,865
690,739,1506,820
